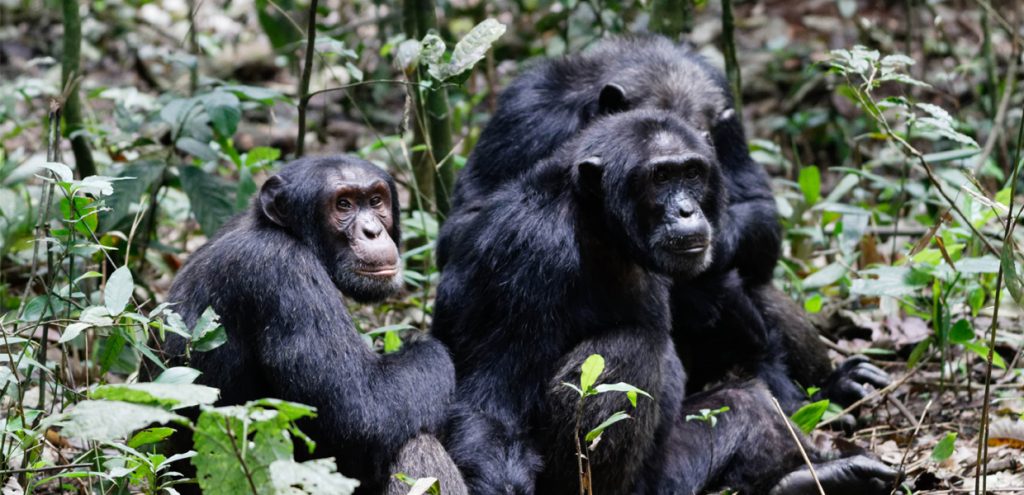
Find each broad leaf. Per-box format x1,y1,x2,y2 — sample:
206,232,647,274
270,458,360,495
179,166,236,236
585,411,630,443
790,400,829,434
579,354,605,392
931,432,957,461
92,382,220,409
56,400,183,442
104,266,134,315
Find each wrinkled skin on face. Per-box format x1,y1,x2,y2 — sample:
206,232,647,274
321,167,402,302
572,112,724,279
259,160,403,303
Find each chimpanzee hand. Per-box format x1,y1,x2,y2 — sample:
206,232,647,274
769,456,899,495
816,356,891,407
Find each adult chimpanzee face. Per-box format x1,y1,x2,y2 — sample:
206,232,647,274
258,158,403,303
639,149,715,277
322,166,403,302
575,113,721,279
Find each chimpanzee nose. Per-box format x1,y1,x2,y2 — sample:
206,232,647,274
678,202,696,218
362,220,384,239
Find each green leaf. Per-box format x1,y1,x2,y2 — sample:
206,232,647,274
155,366,203,384
428,19,506,81
192,308,227,353
269,458,360,495
790,400,829,434
907,336,933,368
101,160,165,230
128,427,176,449
179,166,236,236
798,166,821,205
176,137,219,161
949,319,974,344
931,432,957,461
579,354,605,392
1001,241,1023,305
55,400,183,442
92,382,220,409
584,411,630,443
254,0,302,51
59,322,91,344
802,263,847,289
202,91,242,137
963,342,1006,369
104,266,134,315
803,294,824,314
383,330,403,353
592,382,652,408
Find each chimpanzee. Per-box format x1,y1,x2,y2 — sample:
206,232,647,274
163,156,466,495
439,34,888,413
433,109,897,493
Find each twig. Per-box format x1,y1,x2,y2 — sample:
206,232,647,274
770,397,825,495
0,463,91,476
820,365,920,427
975,97,1024,495
893,398,933,495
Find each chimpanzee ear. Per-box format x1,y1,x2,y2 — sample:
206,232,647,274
258,175,288,227
598,83,629,114
575,156,603,196
713,108,736,128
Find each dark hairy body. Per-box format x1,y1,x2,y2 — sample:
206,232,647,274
164,156,466,495
433,110,896,494
441,34,888,413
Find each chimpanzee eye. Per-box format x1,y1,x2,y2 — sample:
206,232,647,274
683,167,702,180
369,195,383,208
337,198,353,210
653,170,670,184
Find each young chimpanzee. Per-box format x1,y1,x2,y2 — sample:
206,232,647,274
164,156,466,495
439,35,888,413
433,109,897,494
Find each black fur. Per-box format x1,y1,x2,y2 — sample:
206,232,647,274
433,110,896,493
442,34,887,413
165,156,466,495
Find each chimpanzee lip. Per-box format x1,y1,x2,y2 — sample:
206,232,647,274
355,266,399,277
664,238,708,255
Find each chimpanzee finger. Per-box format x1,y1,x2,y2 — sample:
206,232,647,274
836,355,870,371
829,378,869,406
849,363,891,388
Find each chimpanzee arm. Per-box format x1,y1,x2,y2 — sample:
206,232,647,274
711,115,782,285
254,267,455,456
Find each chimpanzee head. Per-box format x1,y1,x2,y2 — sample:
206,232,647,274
257,156,403,303
588,37,740,155
571,109,725,278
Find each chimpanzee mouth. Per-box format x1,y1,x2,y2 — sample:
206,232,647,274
664,237,709,255
355,266,400,278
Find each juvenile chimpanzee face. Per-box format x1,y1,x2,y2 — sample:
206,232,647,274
322,166,403,303
258,157,403,303
574,111,723,279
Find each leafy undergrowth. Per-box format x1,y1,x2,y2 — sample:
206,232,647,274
1,0,1023,493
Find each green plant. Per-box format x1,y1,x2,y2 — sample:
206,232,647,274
562,354,651,495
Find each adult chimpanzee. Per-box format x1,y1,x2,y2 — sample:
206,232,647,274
164,156,466,495
439,34,887,413
433,109,897,494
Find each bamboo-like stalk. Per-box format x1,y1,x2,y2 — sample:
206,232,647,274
61,0,96,178
296,0,320,157
720,0,743,123
403,0,455,217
